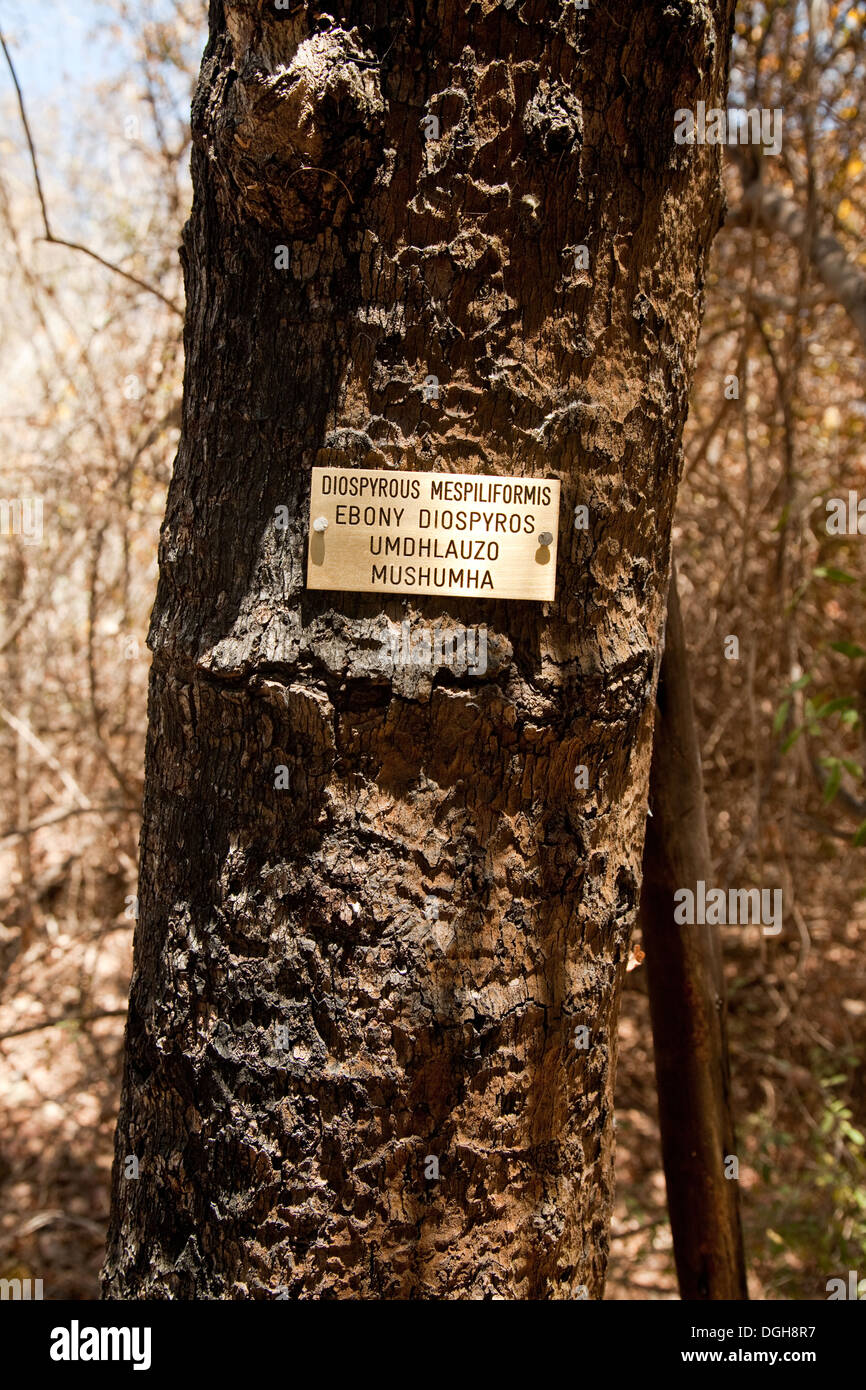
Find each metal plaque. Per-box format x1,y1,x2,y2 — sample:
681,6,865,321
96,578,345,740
306,467,561,601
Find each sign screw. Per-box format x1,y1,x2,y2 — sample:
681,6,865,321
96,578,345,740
312,516,329,533
537,531,553,546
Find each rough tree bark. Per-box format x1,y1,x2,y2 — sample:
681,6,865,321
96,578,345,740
103,0,736,1299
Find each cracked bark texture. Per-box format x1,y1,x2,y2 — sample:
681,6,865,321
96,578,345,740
103,0,736,1300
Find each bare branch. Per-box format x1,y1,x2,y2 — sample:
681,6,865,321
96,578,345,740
0,30,51,233
728,179,866,352
0,1010,127,1043
0,30,183,318
37,234,184,318
0,803,130,842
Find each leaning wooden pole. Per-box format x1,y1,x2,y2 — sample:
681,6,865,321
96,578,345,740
640,560,748,1299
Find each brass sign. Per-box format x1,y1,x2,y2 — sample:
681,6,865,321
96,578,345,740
306,467,561,601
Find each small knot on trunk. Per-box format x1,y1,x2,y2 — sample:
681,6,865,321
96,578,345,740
210,24,386,235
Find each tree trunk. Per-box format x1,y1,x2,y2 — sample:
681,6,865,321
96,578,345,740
641,562,748,1299
103,0,736,1300
0,541,34,963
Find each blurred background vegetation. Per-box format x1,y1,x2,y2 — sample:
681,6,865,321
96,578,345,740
0,0,864,1299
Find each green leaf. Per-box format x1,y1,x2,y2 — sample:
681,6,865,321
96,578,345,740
772,503,791,533
830,641,866,659
789,673,813,692
781,726,804,753
842,760,863,778
773,700,790,735
815,697,856,717
814,566,856,584
822,761,842,804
